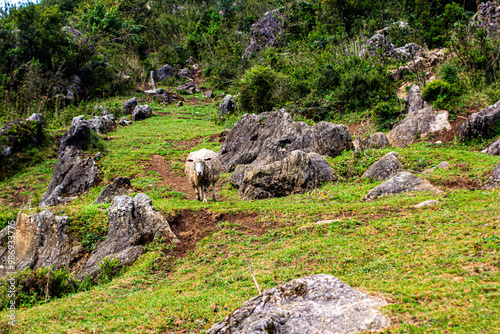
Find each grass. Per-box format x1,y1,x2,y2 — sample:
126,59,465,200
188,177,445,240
0,98,499,333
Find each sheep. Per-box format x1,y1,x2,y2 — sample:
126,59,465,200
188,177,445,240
185,149,222,202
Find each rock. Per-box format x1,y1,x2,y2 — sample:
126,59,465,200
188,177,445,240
157,64,177,81
471,1,500,38
232,150,335,200
203,90,214,98
1,146,11,157
242,9,283,60
486,162,500,189
156,92,181,105
0,211,84,278
404,85,426,115
177,101,183,107
122,97,137,115
66,75,81,102
144,88,165,95
458,100,500,140
482,138,500,155
26,113,43,125
220,92,226,98
131,105,152,121
364,172,441,200
0,113,44,153
414,200,440,208
362,152,402,181
387,106,451,148
94,177,132,204
82,193,178,277
177,82,200,95
207,274,390,334
368,132,390,149
424,161,451,174
119,117,132,126
61,26,82,38
86,115,116,134
393,43,421,61
178,68,192,78
219,110,354,172
360,34,395,58
389,48,447,81
218,95,235,118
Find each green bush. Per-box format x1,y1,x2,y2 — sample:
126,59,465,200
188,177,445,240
372,101,402,130
421,79,461,111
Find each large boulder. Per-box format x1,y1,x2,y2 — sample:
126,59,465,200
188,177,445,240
86,115,116,134
218,95,235,118
242,9,283,60
364,171,441,200
482,138,500,155
81,193,178,277
0,113,44,154
231,150,335,200
207,274,390,334
131,105,153,121
368,132,390,149
458,100,500,140
94,177,132,204
122,97,137,115
387,106,451,147
0,211,84,278
362,152,402,181
486,162,500,189
219,110,354,172
156,64,177,81
39,116,103,207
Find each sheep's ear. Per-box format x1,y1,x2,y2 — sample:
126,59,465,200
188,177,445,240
204,157,212,161
187,159,194,162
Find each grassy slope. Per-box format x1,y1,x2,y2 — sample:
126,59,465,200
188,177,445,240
0,99,499,333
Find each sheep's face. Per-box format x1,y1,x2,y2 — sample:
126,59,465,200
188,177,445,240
188,157,212,176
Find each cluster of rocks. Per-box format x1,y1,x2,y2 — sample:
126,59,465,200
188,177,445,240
389,48,447,81
0,113,44,157
458,100,500,140
471,1,500,38
121,97,153,122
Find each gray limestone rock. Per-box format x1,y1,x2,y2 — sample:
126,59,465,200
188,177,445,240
119,117,132,126
242,9,283,60
364,172,441,200
458,100,500,140
368,132,390,149
94,177,132,204
218,95,235,118
482,138,500,155
423,161,451,174
204,90,214,98
362,152,402,181
122,97,137,115
404,85,426,115
486,162,500,189
156,64,177,81
207,274,391,334
131,105,152,121
414,200,440,208
178,68,192,78
177,82,200,95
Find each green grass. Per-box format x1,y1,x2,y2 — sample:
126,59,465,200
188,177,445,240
0,100,499,333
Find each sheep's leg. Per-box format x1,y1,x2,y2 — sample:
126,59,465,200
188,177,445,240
212,183,217,201
202,186,207,202
193,185,200,200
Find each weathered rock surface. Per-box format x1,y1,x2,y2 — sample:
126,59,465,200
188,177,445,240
178,68,192,78
0,113,44,154
390,48,447,81
207,274,390,334
486,162,500,189
156,64,177,81
458,100,500,140
482,138,500,155
122,97,137,115
203,90,214,98
0,211,84,278
404,85,426,115
39,116,103,207
218,95,235,118
231,150,335,200
362,152,402,181
132,105,153,121
414,200,440,208
471,1,500,38
364,172,441,200
86,115,117,134
242,9,283,60
82,193,178,277
119,117,132,126
177,82,200,95
424,161,450,174
94,177,132,204
360,34,420,61
387,106,451,147
219,110,354,172
368,132,390,149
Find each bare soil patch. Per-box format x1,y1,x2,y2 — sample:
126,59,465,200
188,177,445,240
439,176,480,190
166,210,265,257
430,116,465,143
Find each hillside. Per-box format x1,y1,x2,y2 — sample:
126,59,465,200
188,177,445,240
0,0,500,333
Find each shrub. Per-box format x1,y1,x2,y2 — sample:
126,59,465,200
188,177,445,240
421,79,461,111
372,101,402,130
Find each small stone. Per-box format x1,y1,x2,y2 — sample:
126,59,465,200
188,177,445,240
424,161,450,174
176,101,183,107
414,200,440,208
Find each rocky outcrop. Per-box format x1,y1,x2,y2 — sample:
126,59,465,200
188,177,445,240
482,138,500,155
0,211,84,278
364,172,441,200
156,64,177,81
177,82,200,95
178,68,192,79
218,95,235,118
458,100,500,140
390,48,447,81
39,116,104,207
387,106,451,147
219,110,354,172
0,113,44,154
360,34,420,61
132,105,153,121
94,177,132,204
471,1,500,38
86,115,116,134
404,85,426,115
424,161,450,174
368,132,390,149
82,193,178,277
486,162,500,189
207,274,390,334
362,152,402,181
122,97,137,115
231,150,335,200
242,9,283,60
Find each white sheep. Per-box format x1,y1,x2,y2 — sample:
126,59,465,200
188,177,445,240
185,149,222,201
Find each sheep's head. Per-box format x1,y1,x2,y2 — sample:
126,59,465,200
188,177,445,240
187,157,212,176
